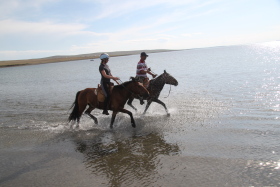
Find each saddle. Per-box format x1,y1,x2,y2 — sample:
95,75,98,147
143,77,150,88
135,76,150,88
94,82,114,102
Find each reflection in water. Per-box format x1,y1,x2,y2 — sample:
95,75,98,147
74,131,180,186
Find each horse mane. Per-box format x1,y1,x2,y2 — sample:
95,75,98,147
114,81,132,89
150,73,164,84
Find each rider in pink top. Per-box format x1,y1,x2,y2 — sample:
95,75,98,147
136,52,157,84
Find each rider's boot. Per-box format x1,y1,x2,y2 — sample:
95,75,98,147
102,97,109,115
102,110,109,115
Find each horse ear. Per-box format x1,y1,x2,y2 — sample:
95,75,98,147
164,70,166,73
130,77,136,81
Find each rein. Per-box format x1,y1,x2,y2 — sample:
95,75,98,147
156,73,172,98
161,74,172,98
164,84,172,98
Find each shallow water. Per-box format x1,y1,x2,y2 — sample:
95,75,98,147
0,41,279,186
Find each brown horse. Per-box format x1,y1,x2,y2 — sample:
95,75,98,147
68,78,149,129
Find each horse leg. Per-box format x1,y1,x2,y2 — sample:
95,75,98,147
143,100,153,115
110,111,118,129
139,97,145,105
85,106,98,124
127,97,137,111
153,98,170,116
118,108,136,128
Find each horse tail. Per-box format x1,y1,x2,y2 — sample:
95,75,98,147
68,91,81,122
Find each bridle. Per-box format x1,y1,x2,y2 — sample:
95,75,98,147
160,73,175,98
161,74,172,98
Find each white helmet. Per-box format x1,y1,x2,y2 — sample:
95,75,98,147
100,53,109,60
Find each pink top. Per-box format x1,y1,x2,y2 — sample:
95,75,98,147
136,59,148,77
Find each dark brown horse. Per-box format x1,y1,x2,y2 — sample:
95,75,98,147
127,70,178,116
68,78,149,129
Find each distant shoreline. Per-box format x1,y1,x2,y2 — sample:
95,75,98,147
0,49,176,68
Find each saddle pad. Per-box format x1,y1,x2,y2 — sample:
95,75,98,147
97,87,105,102
96,83,114,102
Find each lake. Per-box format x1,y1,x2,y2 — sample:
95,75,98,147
0,41,279,186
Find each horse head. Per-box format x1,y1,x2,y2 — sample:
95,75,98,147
129,77,150,98
162,70,178,86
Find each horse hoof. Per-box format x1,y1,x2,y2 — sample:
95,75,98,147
167,113,170,117
94,120,98,124
110,125,113,129
131,123,136,128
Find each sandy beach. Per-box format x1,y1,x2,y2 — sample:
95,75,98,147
0,49,174,68
2,128,274,187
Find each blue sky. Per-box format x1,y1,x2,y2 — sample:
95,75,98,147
0,0,280,60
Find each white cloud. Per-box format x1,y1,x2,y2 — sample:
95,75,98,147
0,0,56,18
1,24,279,61
0,19,110,37
93,0,198,20
0,0,279,60
0,19,84,34
182,32,203,37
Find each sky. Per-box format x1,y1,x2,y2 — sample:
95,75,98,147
0,0,280,60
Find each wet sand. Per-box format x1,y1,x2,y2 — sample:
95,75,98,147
1,127,278,187
0,128,244,187
0,49,174,68
0,129,99,187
